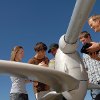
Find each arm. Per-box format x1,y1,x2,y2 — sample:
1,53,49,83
25,79,33,83
83,54,90,83
86,42,100,52
86,69,90,83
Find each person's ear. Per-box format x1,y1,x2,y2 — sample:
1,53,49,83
96,19,100,24
88,35,91,40
35,50,38,53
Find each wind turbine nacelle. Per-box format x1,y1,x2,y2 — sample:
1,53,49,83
59,34,79,54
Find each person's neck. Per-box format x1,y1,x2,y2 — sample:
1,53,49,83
35,54,42,59
15,58,19,62
89,40,92,42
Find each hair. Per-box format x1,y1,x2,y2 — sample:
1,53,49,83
10,46,23,61
55,46,59,49
34,42,47,51
88,14,100,22
79,31,91,39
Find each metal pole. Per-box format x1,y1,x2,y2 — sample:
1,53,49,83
65,0,96,44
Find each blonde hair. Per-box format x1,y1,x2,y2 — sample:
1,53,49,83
88,14,100,22
10,46,23,61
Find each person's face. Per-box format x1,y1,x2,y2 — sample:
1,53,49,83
80,36,90,45
50,48,58,57
15,48,24,61
88,18,100,33
36,50,46,58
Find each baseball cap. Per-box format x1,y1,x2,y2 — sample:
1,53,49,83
48,43,59,53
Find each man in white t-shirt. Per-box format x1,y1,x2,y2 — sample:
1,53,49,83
48,43,58,69
48,43,67,100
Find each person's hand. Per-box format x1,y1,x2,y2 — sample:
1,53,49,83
38,62,44,66
38,61,48,67
37,87,41,91
89,52,100,60
45,85,50,90
25,79,33,83
30,80,33,82
86,42,100,52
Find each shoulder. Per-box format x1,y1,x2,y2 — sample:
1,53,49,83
28,57,36,64
44,56,48,59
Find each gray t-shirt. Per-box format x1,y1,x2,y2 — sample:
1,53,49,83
10,76,27,94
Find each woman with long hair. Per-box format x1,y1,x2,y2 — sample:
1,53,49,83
10,46,30,100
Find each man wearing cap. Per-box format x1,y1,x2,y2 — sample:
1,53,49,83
48,43,59,56
48,43,67,100
48,43,59,69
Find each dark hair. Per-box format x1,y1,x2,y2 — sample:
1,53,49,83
48,43,59,53
79,31,91,39
34,42,47,51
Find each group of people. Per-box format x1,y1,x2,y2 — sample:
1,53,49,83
79,14,100,100
10,42,66,100
9,14,100,100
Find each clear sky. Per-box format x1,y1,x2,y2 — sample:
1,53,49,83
0,0,100,100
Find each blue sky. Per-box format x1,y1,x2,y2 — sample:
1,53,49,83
0,0,100,100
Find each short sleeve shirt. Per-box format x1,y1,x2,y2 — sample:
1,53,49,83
83,53,100,84
28,56,49,93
